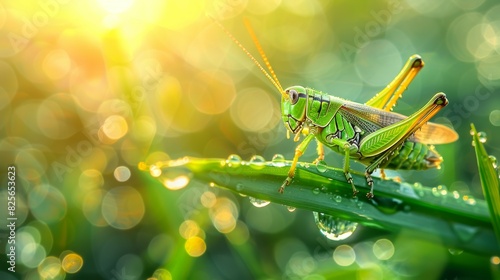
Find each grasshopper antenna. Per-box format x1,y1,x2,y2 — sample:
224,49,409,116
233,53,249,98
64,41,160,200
212,17,286,98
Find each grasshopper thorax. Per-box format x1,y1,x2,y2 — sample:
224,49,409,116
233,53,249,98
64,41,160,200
282,86,308,134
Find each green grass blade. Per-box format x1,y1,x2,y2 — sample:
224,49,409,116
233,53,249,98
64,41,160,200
140,156,499,255
470,123,500,244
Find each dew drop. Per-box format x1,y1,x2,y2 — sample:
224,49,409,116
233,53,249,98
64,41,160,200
150,165,162,177
226,154,242,167
236,183,244,192
313,212,358,241
413,182,424,197
451,223,479,242
333,195,342,203
271,154,286,167
315,160,328,173
161,167,192,190
489,155,498,169
448,248,464,255
478,131,487,143
321,186,328,193
312,188,320,195
432,185,448,197
287,206,296,212
249,197,270,208
249,155,266,169
463,195,476,206
452,191,460,199
299,162,310,168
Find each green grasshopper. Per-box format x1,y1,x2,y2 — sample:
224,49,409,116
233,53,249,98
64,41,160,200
216,19,458,198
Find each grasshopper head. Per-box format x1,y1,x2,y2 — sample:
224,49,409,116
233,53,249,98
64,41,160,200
281,86,308,134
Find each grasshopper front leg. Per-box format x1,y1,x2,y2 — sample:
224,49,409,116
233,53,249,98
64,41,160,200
279,133,315,193
359,93,449,198
328,138,360,196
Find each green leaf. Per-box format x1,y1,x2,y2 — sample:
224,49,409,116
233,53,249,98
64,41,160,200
470,123,500,244
140,155,499,255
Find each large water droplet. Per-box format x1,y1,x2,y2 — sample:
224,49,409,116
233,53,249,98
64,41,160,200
478,131,487,143
312,188,320,194
287,206,296,212
249,155,266,169
271,154,286,167
315,160,328,173
226,154,242,167
371,197,403,214
313,212,358,241
249,197,270,208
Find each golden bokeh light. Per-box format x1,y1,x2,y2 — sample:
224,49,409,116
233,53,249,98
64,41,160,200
229,87,280,133
200,191,217,208
101,114,129,140
333,245,356,267
187,70,236,115
42,49,71,80
79,169,104,190
179,220,201,239
184,236,206,257
150,268,172,280
155,76,212,135
61,252,84,274
209,197,238,234
373,239,395,260
114,165,131,182
38,256,63,279
101,186,145,230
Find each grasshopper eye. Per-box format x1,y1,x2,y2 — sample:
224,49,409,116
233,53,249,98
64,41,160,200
288,89,299,105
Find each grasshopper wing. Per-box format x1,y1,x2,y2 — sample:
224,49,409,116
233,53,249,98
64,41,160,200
339,101,458,145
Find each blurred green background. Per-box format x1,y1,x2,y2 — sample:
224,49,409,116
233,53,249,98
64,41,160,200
0,0,499,279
